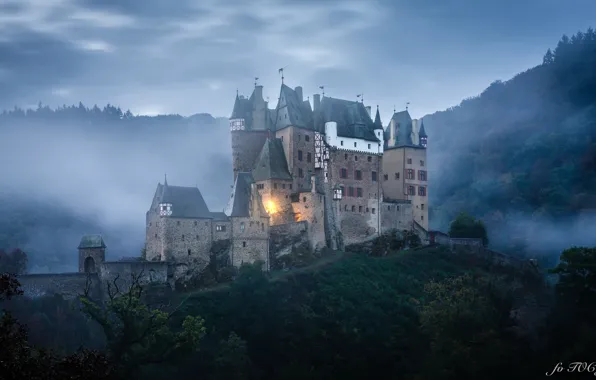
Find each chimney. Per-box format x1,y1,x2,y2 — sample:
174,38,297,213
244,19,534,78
365,106,371,116
313,94,321,111
294,86,303,102
254,85,263,100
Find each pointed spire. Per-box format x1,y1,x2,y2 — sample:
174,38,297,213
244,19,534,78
164,174,168,186
418,118,427,138
374,105,383,130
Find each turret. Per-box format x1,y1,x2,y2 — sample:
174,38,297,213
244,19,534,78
78,235,106,273
419,118,427,148
230,92,247,131
373,105,384,152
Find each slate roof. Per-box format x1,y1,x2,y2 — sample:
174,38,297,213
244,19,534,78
274,84,314,130
252,138,292,181
225,172,267,218
210,212,229,221
314,96,380,142
418,118,427,138
374,106,383,130
78,235,106,249
230,95,251,123
385,110,416,147
161,185,212,218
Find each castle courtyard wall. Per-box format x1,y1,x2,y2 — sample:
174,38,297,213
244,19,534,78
100,261,170,294
291,192,326,250
18,273,101,300
269,221,309,256
164,217,213,277
230,216,270,270
380,200,413,233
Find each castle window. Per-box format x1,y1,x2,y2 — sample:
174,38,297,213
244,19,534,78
348,187,354,197
418,170,427,181
355,170,362,180
282,183,286,189
298,134,301,141
418,186,427,196
289,184,293,190
359,206,363,212
149,222,152,226
181,234,185,241
372,171,377,182
340,186,345,196
420,160,425,167
188,249,191,256
421,215,424,220
421,204,425,210
298,168,304,178
368,144,371,149
243,241,246,247
407,169,415,179
407,158,412,164
407,185,415,195
366,207,369,212
216,225,226,232
194,221,197,226
357,188,363,197
307,152,312,163
340,168,347,178
344,204,347,211
372,208,376,214
274,183,278,189
395,172,400,180
354,155,358,161
397,205,400,211
367,156,372,162
344,153,348,160
388,205,391,210
177,221,180,226
351,205,355,212
240,222,245,232
354,142,357,147
303,197,306,202
298,150,303,161
384,174,388,181
341,141,344,146
305,135,310,142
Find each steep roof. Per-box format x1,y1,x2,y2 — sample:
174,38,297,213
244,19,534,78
418,118,427,138
374,106,383,130
225,172,254,217
388,110,414,146
161,185,212,218
210,212,229,221
274,84,314,130
78,235,106,249
230,94,251,121
314,97,379,142
252,138,292,181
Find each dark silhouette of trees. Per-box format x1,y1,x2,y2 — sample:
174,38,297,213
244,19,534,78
0,248,28,275
448,212,489,246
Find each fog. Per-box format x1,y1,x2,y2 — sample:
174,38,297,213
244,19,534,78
0,111,233,272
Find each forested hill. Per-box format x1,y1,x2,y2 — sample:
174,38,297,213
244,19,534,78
0,107,231,272
424,28,596,256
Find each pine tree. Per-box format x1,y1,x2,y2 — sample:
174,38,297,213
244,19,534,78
543,48,554,65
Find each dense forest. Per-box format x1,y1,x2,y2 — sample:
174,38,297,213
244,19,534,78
425,28,596,259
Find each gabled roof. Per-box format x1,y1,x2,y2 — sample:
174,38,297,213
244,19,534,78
78,235,106,249
274,84,313,130
225,172,254,218
161,185,212,218
374,106,383,130
314,97,379,142
230,95,251,121
252,138,292,181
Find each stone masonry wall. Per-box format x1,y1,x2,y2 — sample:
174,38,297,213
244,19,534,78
164,217,213,279
78,248,105,273
230,216,269,270
291,192,326,250
256,179,294,225
380,200,413,233
100,261,170,295
231,130,269,182
328,149,382,244
277,126,316,192
18,273,101,300
145,208,164,261
212,220,232,241
269,221,309,257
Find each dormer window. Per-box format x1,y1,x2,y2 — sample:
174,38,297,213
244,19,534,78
159,203,172,216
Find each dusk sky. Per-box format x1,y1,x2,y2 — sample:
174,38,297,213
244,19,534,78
1,0,595,120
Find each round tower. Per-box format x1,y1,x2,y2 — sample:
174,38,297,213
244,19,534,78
78,235,106,273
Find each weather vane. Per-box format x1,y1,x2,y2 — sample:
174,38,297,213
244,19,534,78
255,77,259,87
319,85,325,97
357,94,364,103
406,102,410,111
278,66,287,84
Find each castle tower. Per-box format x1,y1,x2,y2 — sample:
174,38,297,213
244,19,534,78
419,118,428,148
230,87,272,182
78,235,106,273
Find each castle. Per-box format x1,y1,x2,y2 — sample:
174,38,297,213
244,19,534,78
143,81,429,280
17,80,430,299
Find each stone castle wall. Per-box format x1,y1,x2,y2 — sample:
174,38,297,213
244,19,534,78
100,261,170,295
256,178,295,225
230,216,270,269
291,192,326,250
269,221,309,256
163,217,213,278
18,273,101,300
380,200,413,233
276,126,316,192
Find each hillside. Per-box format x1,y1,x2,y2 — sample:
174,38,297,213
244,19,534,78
424,28,596,256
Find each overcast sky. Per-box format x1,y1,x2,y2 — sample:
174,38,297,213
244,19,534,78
1,0,595,120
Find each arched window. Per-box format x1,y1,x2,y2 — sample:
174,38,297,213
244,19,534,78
84,256,96,273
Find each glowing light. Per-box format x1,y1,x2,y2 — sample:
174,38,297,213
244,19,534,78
265,200,278,214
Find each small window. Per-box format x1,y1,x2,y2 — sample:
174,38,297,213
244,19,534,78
298,150,303,161
421,215,424,220
372,208,376,214
407,158,412,164
181,234,185,241
188,249,191,256
303,197,306,202
340,168,348,178
149,222,152,226
242,241,246,247
298,134,301,141
282,183,286,189
368,144,371,149
418,186,427,196
395,172,400,180
366,207,369,212
358,206,362,212
351,205,355,212
177,221,180,226
367,156,372,162
344,153,348,160
154,233,157,238
196,235,199,239
372,171,377,182
298,168,304,178
384,174,388,181
348,187,354,197
354,142,357,147
420,160,425,167
341,141,344,146
240,222,245,232
344,204,347,211
421,204,425,210
354,155,358,161
388,205,391,210
274,183,278,189
355,170,362,180
194,221,197,226
289,184,293,190
305,135,310,142
357,188,363,197
307,152,312,163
